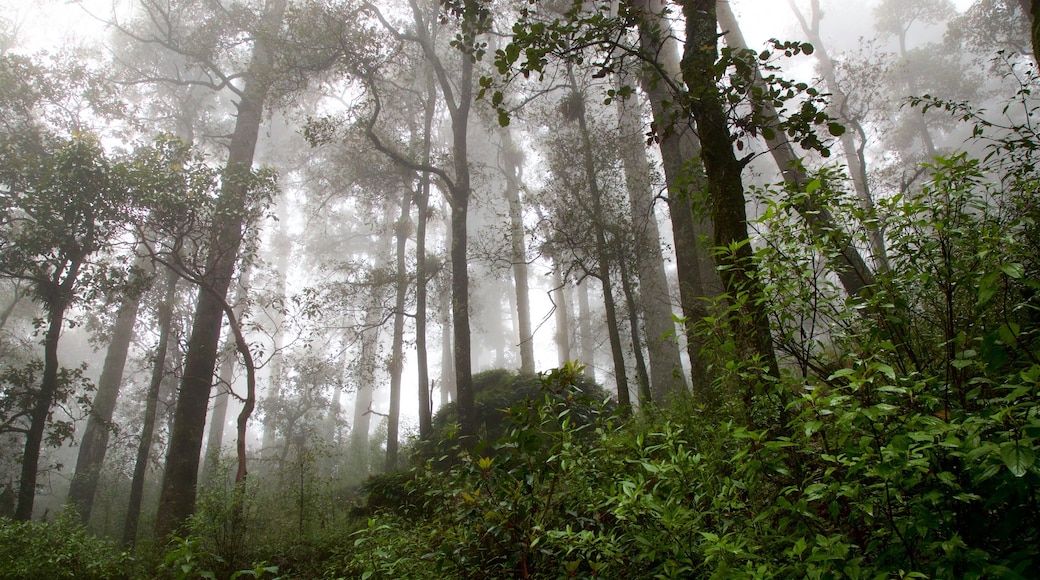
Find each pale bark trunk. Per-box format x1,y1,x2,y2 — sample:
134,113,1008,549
67,256,149,521
385,191,410,471
628,0,716,397
577,279,595,378
499,128,536,374
551,259,572,365
615,73,687,402
567,64,631,412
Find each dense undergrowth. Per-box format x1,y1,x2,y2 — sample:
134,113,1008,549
3,77,1040,580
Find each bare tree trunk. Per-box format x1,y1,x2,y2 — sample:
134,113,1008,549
717,1,879,299
577,279,595,378
261,209,291,458
551,258,572,365
415,60,436,441
628,0,716,398
385,191,410,471
616,73,687,402
123,269,178,547
785,0,888,271
16,254,82,521
567,64,631,412
499,128,536,374
67,256,149,521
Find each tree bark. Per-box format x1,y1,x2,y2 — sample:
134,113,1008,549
499,128,536,374
155,0,285,540
67,256,149,522
716,1,879,299
616,72,687,402
628,0,716,398
16,252,82,521
123,269,178,547
679,1,780,404
385,190,410,471
567,64,631,412
785,0,889,271
551,258,572,365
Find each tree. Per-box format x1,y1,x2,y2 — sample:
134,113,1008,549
678,0,780,410
0,134,131,520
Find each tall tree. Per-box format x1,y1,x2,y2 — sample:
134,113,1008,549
0,134,130,520
151,0,288,539
66,253,150,522
678,0,780,407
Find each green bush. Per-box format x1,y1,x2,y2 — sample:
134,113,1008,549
0,512,132,579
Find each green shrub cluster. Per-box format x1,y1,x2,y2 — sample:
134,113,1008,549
0,512,133,579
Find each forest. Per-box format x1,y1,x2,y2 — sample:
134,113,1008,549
0,0,1038,577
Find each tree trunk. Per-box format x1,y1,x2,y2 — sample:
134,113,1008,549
717,1,879,298
439,270,455,406
16,295,70,520
679,0,780,404
551,258,572,365
567,64,631,413
385,191,410,471
155,0,285,539
201,267,252,483
577,278,595,378
499,128,536,374
350,286,384,471
629,0,716,398
785,0,888,271
1030,0,1040,65
615,73,687,403
261,207,291,458
67,256,149,522
123,269,178,547
415,60,436,441
618,252,652,405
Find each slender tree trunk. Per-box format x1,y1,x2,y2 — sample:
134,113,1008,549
616,73,687,402
551,258,572,365
577,279,595,378
351,286,384,471
785,0,888,271
439,273,455,406
567,64,631,412
261,208,291,458
16,297,69,520
680,1,780,405
499,128,536,374
618,254,652,405
201,267,252,482
123,269,178,547
717,1,879,299
385,191,410,471
1030,0,1040,65
67,256,149,521
415,60,436,441
155,0,285,539
16,249,82,521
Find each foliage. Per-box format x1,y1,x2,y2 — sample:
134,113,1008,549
328,83,1040,576
0,512,132,579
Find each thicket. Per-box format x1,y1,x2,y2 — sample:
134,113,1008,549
330,89,1040,578
4,58,1039,580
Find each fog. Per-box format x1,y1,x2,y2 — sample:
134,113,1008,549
0,0,1034,565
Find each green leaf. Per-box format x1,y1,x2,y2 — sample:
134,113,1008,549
827,122,846,136
1000,442,1035,477
806,178,822,194
1001,262,1024,279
